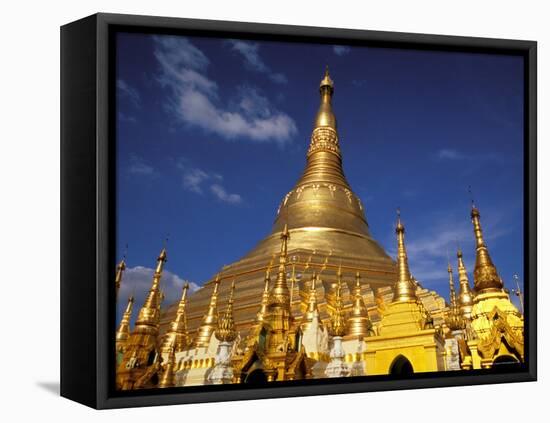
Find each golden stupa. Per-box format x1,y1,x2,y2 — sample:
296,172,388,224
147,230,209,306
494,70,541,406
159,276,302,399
116,68,525,390
159,68,398,339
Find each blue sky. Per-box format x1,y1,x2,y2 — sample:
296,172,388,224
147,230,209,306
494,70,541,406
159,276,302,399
115,32,525,317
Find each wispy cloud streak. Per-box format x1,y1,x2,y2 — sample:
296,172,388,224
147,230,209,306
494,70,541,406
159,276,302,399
153,36,296,144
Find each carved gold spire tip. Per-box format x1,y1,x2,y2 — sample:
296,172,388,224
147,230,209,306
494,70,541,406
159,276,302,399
320,65,334,90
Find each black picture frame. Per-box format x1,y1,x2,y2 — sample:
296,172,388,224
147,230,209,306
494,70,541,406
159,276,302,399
60,12,537,409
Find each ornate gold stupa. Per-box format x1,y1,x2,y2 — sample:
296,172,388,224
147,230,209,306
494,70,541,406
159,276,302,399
160,68,397,339
116,68,525,389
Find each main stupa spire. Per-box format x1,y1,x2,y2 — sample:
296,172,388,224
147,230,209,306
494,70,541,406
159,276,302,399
160,67,397,347
254,67,389,259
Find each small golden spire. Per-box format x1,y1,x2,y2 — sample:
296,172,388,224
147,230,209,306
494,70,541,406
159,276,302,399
135,247,167,326
160,282,190,354
269,224,291,308
330,270,346,337
115,258,126,301
448,262,457,310
195,275,221,348
116,296,134,353
255,259,274,325
155,248,167,274
347,272,373,338
446,263,464,330
470,204,503,293
393,210,417,302
301,272,321,332
158,346,176,389
215,280,237,343
457,248,474,320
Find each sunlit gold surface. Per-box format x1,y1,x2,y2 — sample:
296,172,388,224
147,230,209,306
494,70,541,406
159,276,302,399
461,204,524,369
300,272,321,333
392,214,417,302
329,268,347,336
347,272,373,338
160,68,396,341
446,264,464,331
160,282,190,354
216,281,237,343
194,275,221,348
116,248,167,390
471,206,503,294
158,346,176,388
456,249,474,321
118,68,525,389
115,259,126,300
115,296,134,356
365,218,446,374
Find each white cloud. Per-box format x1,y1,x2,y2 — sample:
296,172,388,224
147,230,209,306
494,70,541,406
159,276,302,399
117,265,200,321
437,149,465,160
436,149,504,164
333,45,351,56
128,155,155,176
117,79,141,107
182,168,210,193
228,40,288,84
154,36,296,145
210,184,242,204
177,159,241,205
118,112,137,123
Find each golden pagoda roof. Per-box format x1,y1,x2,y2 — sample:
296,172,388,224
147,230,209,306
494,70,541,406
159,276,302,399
237,68,393,263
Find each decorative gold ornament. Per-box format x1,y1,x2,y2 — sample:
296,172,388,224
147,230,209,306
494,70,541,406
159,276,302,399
329,266,347,337
116,247,167,390
471,206,503,293
347,272,373,338
158,346,176,389
393,211,417,302
216,280,237,343
115,258,126,301
300,272,321,332
457,249,474,321
446,264,464,331
195,275,221,348
160,282,190,354
115,296,134,357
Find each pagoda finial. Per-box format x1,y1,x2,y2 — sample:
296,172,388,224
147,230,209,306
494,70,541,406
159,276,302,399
195,275,221,348
448,262,457,309
329,271,346,337
158,346,176,389
347,272,373,338
456,249,474,320
255,259,274,325
116,296,134,354
446,263,464,330
269,224,291,309
301,272,321,332
470,202,503,293
138,246,166,319
393,210,416,302
115,252,127,301
160,282,191,353
215,280,237,343
155,247,167,275
313,66,337,131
